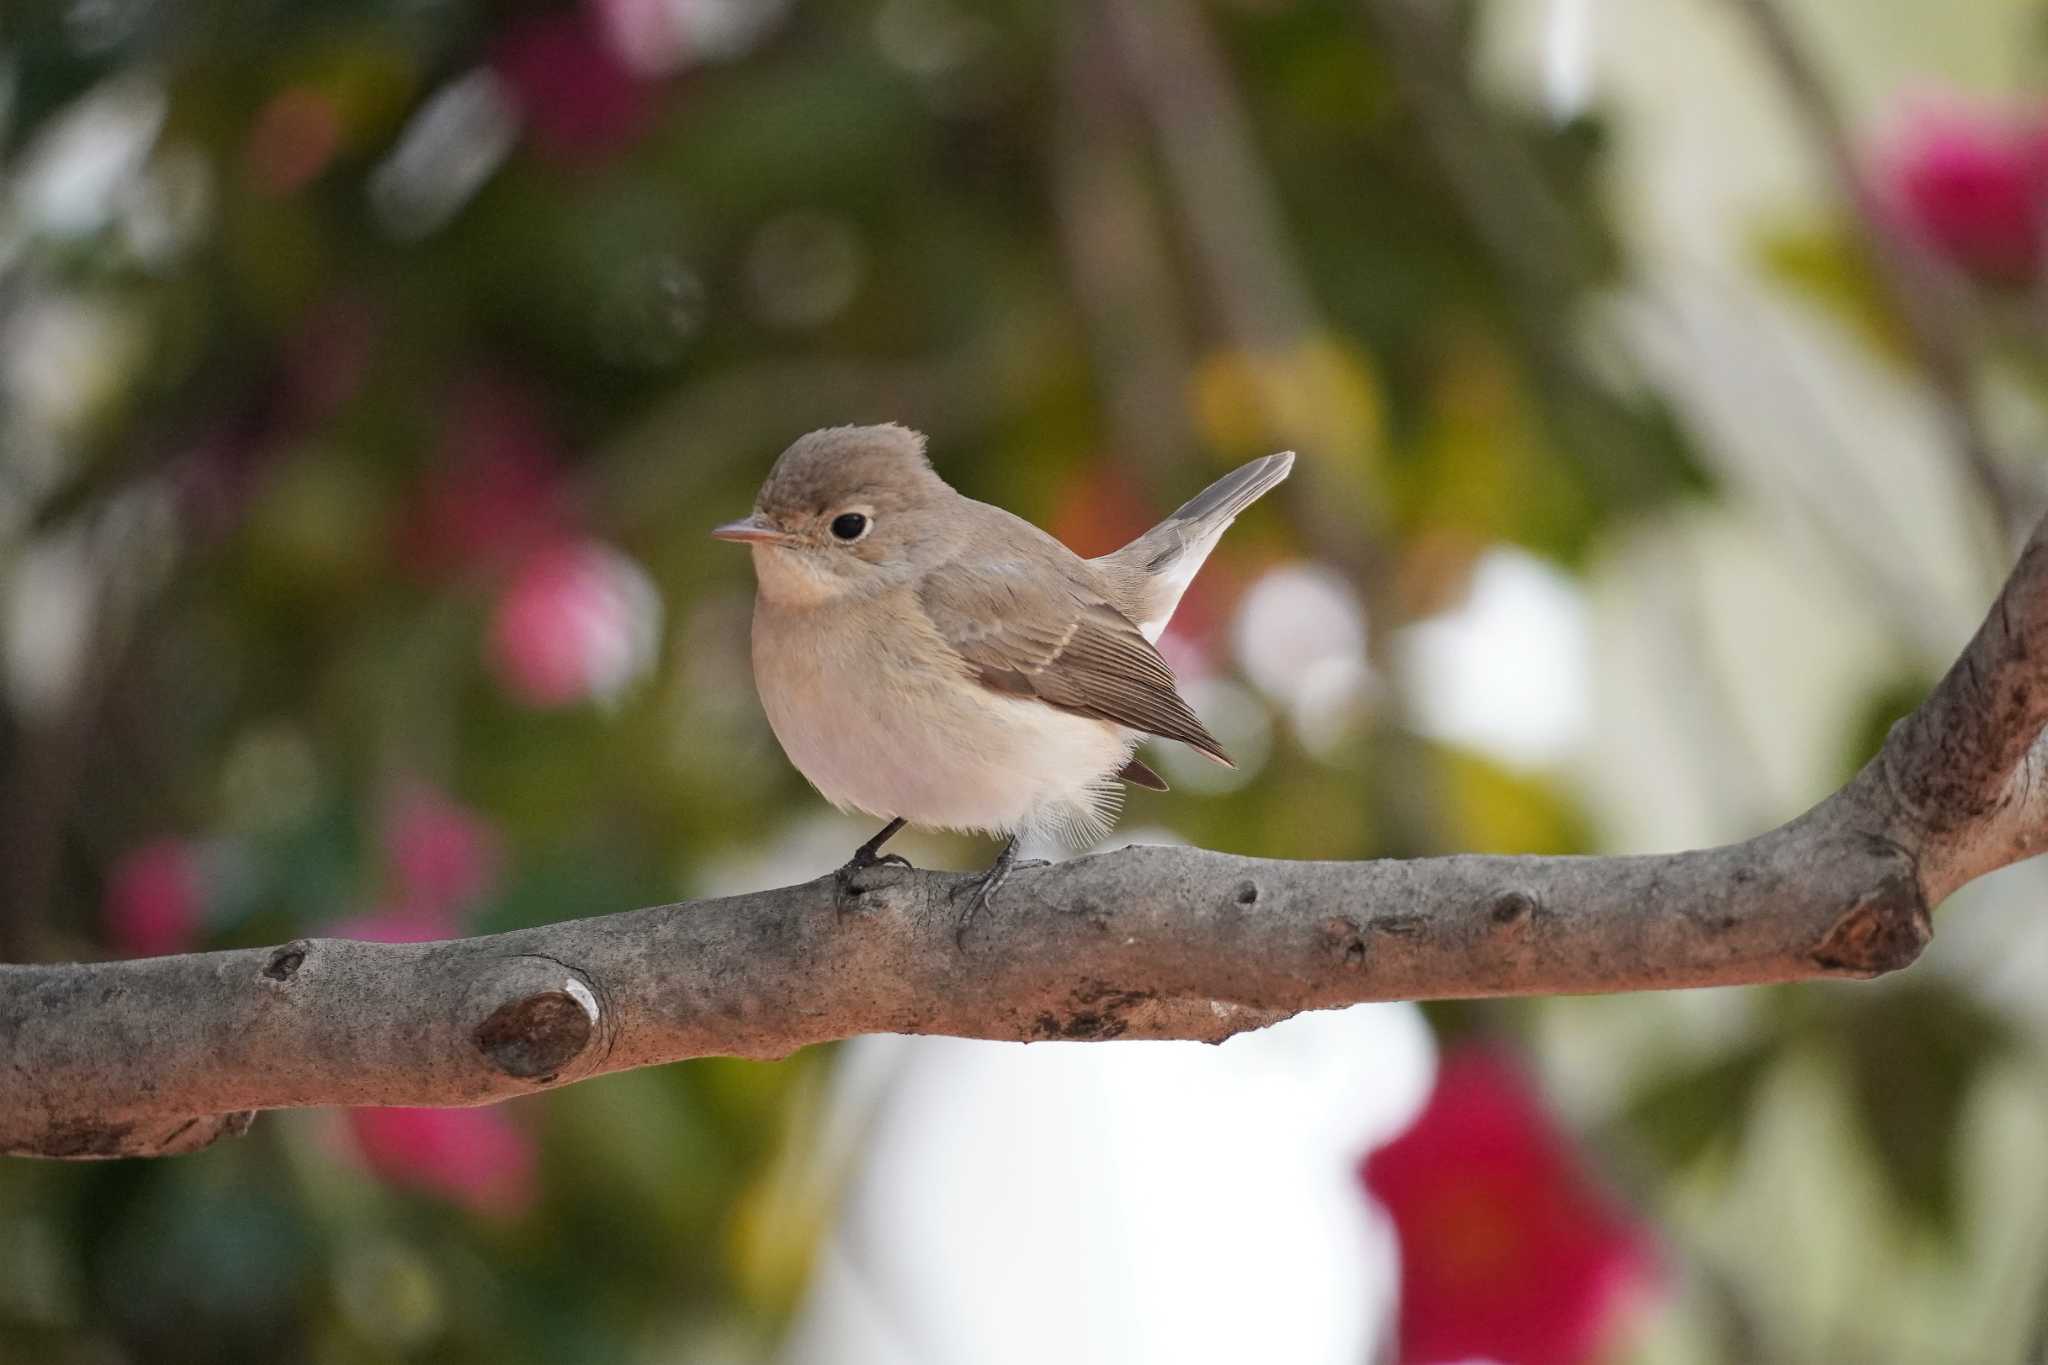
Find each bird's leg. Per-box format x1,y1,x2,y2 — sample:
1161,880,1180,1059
955,837,1045,944
843,817,910,873
835,817,912,913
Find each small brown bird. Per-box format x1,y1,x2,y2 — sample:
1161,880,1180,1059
714,423,1292,922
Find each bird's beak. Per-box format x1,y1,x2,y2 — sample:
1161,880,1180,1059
710,515,793,546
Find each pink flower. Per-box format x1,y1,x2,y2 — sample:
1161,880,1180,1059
400,377,575,579
103,839,205,958
383,783,503,919
486,540,661,708
1360,1047,1655,1365
1880,100,2048,285
347,1106,539,1218
493,9,654,165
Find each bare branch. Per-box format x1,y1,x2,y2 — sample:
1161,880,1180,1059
8,515,2048,1160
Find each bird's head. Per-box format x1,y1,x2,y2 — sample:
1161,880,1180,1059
713,423,954,605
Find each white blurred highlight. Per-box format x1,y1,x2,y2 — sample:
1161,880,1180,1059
1396,547,1591,770
1231,562,1375,757
594,0,792,75
1155,677,1271,793
784,1004,1435,1365
10,75,165,238
2,292,147,440
120,142,212,267
368,71,519,241
3,534,96,721
1544,0,1593,122
565,546,661,706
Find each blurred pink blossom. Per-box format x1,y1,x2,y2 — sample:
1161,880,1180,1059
493,9,654,165
103,839,206,958
346,1106,539,1218
383,783,504,919
401,377,575,578
1360,1047,1655,1365
1879,99,2048,285
487,539,661,708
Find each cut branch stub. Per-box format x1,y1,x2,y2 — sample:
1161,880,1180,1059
475,991,595,1079
466,958,603,1083
1807,869,1933,976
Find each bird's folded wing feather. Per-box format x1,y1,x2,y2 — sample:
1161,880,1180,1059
916,558,1232,766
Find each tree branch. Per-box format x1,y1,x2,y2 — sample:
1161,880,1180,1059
9,515,2048,1160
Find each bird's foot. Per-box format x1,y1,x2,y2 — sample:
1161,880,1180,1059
835,852,911,903
845,817,907,869
953,839,1047,945
835,818,913,907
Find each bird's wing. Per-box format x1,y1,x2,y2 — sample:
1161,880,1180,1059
916,556,1232,766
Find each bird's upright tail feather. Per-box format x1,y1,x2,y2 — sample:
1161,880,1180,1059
1144,450,1295,559
1095,451,1294,640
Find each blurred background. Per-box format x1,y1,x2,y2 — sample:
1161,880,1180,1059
6,0,2048,1360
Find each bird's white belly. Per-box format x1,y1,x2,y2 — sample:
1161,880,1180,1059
753,604,1131,841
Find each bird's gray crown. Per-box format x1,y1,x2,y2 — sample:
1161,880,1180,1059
757,423,946,518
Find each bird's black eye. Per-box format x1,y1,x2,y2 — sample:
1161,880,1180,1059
830,512,870,542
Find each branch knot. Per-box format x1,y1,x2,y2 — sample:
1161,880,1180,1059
1808,874,1931,977
474,987,597,1081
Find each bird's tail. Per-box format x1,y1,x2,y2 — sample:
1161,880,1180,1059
1094,451,1294,641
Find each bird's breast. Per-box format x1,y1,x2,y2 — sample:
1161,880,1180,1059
750,594,1130,837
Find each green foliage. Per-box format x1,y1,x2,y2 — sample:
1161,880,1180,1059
1836,983,2019,1240
1755,220,1909,364
1610,982,2021,1247
1617,1041,1778,1175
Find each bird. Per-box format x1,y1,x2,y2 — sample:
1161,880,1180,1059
713,423,1293,932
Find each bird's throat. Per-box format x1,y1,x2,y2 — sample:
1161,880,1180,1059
750,544,852,607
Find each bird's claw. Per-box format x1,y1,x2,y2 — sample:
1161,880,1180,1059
858,851,912,871
954,879,996,947
834,851,913,908
953,841,1041,946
